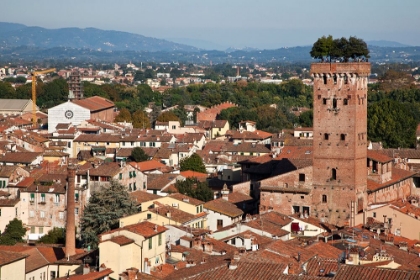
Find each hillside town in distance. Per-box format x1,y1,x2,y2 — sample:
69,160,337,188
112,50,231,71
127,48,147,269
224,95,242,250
1,57,420,280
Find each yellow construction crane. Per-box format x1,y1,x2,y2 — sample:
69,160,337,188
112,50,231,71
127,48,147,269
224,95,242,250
31,68,56,127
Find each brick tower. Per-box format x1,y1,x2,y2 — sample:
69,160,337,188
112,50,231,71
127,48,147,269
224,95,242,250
68,69,84,100
310,62,370,226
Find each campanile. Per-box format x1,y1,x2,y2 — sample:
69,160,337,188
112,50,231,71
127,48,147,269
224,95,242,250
310,62,370,226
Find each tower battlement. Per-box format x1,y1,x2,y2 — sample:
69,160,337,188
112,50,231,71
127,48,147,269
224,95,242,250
310,62,371,76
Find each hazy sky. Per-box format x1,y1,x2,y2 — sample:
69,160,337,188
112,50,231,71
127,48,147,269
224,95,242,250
1,0,420,49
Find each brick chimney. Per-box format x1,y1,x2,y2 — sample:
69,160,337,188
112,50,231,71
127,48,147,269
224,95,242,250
65,165,77,257
126,268,138,280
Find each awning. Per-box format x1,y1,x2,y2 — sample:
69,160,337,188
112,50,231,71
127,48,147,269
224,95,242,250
291,222,300,232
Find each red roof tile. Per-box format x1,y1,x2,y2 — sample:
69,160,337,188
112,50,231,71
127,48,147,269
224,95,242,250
72,96,114,112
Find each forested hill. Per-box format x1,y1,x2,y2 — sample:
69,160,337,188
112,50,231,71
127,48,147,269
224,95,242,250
1,22,420,64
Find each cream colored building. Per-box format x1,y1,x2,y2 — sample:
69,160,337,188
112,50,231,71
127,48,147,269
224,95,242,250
355,199,420,240
99,221,167,279
0,250,26,280
120,201,207,229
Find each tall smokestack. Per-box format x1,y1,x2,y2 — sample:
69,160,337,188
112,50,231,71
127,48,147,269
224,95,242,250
66,165,77,257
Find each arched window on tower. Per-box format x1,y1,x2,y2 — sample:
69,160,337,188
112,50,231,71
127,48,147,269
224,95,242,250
322,195,327,203
331,168,337,181
323,74,327,85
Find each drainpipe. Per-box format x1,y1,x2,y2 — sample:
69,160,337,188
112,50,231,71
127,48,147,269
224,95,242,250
134,239,147,273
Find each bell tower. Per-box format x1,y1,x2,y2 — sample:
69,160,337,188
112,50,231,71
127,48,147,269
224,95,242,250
310,62,370,226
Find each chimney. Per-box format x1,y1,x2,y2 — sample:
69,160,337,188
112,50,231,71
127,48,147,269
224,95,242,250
65,165,77,257
83,264,90,275
221,184,229,200
127,268,138,280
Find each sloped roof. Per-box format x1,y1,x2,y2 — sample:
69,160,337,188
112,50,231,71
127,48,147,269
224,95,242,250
204,198,243,217
72,96,114,112
367,167,415,192
0,99,32,111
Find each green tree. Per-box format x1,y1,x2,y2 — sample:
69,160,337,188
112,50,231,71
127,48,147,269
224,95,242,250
0,218,26,245
130,147,148,162
114,108,132,122
175,178,213,202
156,111,180,123
38,227,65,244
132,110,151,128
180,153,207,173
310,35,334,61
368,99,417,148
80,180,137,248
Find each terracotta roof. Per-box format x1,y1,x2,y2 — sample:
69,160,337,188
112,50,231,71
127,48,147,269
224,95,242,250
110,235,134,246
0,198,20,207
169,193,204,206
129,160,166,172
204,198,243,217
367,150,393,163
74,133,121,143
197,102,237,122
334,265,420,280
72,96,114,112
88,162,122,177
55,268,113,280
147,174,180,190
150,202,204,224
180,170,208,179
378,148,420,160
224,142,271,153
0,250,27,266
227,192,253,204
0,165,19,177
102,221,167,239
367,167,415,192
0,152,41,164
130,191,161,205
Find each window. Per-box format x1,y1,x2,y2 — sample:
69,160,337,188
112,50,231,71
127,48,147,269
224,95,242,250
31,226,35,233
30,193,35,201
293,206,300,214
129,183,132,191
373,212,376,218
133,171,136,177
0,209,1,216
41,193,45,202
30,210,34,217
196,206,200,214
340,134,346,141
75,193,79,202
119,173,122,180
324,133,329,140
153,190,157,195
322,98,327,105
149,238,152,250
331,168,337,181
39,227,43,234
200,205,203,212
75,208,79,215
147,213,152,219
50,271,56,279
122,142,126,146
133,183,137,191
322,195,327,203
323,75,327,84
299,173,305,182
172,125,176,129
59,212,64,220
54,194,60,204
40,211,45,218
217,219,223,229
332,98,337,109
343,98,348,105
158,233,162,246
143,182,146,189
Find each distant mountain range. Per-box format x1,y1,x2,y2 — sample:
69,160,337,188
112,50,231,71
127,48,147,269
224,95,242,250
0,22,419,64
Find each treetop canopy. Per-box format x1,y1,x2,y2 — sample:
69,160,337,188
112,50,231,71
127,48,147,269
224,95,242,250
310,35,370,62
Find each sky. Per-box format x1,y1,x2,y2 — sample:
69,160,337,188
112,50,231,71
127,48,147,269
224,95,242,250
1,0,420,50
